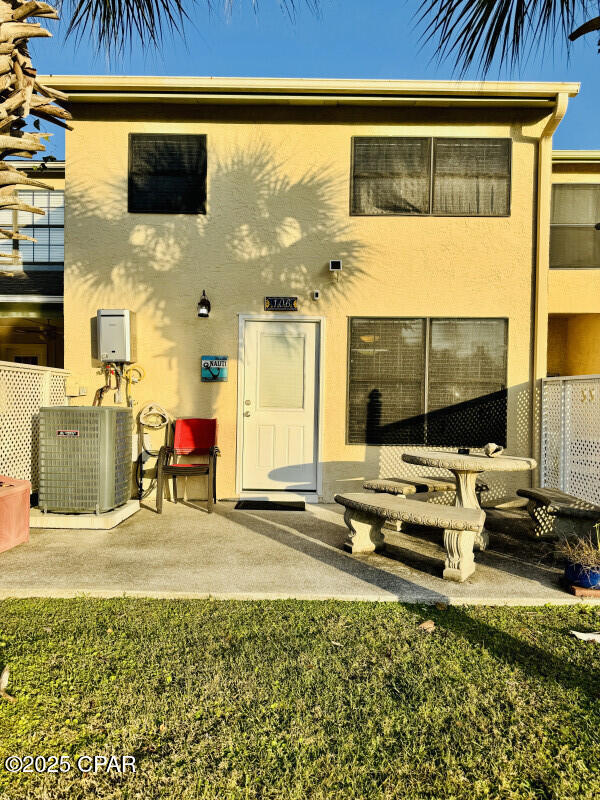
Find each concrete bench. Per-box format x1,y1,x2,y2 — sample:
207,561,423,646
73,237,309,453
517,487,600,538
334,492,486,582
363,475,489,497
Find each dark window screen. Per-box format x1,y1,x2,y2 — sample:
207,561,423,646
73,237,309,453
348,318,426,444
432,138,511,216
128,134,207,214
351,137,431,215
348,317,508,446
15,356,39,365
426,319,507,446
551,184,600,268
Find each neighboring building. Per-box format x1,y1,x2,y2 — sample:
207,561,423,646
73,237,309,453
548,151,600,377
0,160,65,367
44,75,579,502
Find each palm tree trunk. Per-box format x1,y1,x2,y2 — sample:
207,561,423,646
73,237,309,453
0,0,72,262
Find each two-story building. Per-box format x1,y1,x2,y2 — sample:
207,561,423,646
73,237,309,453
0,160,65,367
549,150,600,376
39,76,582,502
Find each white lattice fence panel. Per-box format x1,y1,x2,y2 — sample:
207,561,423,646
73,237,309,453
541,380,563,490
564,379,600,505
0,361,68,490
49,373,67,405
541,376,600,505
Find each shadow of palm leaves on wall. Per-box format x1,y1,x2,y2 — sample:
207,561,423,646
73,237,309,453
67,142,368,382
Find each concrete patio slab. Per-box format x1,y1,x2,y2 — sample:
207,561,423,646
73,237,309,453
30,500,140,529
0,501,597,605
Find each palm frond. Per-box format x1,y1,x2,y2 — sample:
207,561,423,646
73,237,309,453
569,13,600,40
60,0,319,53
417,0,593,74
60,0,191,51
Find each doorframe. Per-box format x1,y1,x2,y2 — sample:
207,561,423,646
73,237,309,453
236,313,325,501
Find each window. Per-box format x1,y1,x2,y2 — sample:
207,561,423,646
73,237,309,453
351,138,431,215
347,317,508,446
128,134,207,214
432,139,511,216
551,184,600,268
0,190,64,268
348,319,426,444
351,137,511,216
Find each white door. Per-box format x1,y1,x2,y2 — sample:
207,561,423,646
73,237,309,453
242,320,319,492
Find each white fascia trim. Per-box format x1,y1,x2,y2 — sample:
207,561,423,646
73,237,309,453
0,295,63,303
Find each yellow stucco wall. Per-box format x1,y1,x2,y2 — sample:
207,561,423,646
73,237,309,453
548,314,600,376
565,315,600,374
547,315,568,375
550,160,600,314
64,102,552,501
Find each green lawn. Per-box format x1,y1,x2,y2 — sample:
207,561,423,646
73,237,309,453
0,599,599,800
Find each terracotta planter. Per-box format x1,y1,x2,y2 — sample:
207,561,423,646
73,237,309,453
0,475,30,554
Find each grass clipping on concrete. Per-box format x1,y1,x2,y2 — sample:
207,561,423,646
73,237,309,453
0,598,599,799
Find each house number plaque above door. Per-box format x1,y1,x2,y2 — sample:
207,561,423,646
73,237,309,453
264,296,298,311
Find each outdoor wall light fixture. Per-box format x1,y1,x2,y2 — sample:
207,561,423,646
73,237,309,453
197,290,211,318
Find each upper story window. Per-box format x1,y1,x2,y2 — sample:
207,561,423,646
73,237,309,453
0,189,64,268
351,137,511,217
551,184,600,268
128,134,207,214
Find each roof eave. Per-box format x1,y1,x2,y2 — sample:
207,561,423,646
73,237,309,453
553,150,600,164
5,160,65,172
0,295,63,303
39,75,580,107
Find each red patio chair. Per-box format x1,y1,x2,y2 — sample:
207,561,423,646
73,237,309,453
156,418,220,513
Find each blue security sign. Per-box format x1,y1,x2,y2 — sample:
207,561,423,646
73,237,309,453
201,355,228,382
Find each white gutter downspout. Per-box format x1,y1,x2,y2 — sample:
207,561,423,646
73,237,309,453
531,91,569,479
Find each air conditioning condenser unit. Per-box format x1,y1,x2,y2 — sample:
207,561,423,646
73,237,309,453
39,406,132,514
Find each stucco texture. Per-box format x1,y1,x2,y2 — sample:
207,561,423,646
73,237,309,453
64,103,550,501
548,314,600,376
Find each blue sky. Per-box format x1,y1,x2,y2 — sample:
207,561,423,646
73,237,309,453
32,0,599,159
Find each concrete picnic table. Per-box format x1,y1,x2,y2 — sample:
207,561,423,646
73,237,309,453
402,449,537,550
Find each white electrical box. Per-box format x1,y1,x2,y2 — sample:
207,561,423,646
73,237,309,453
96,309,137,363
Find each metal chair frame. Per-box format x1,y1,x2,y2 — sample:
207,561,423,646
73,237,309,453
156,420,220,513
